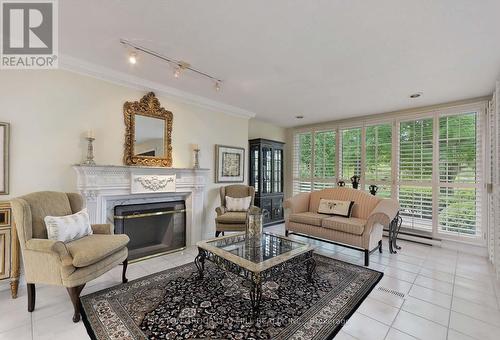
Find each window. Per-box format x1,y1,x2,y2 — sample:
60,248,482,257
365,123,392,197
292,132,312,193
291,104,485,243
438,113,481,237
398,118,434,232
340,128,361,180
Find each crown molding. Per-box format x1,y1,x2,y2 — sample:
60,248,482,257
59,54,256,119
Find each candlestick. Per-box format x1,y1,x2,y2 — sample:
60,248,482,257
193,145,200,169
82,136,96,166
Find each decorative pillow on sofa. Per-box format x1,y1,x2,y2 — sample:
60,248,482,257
44,208,93,243
318,199,354,217
226,196,252,212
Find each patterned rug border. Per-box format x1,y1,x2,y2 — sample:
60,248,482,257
81,254,383,340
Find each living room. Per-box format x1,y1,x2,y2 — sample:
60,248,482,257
0,1,499,339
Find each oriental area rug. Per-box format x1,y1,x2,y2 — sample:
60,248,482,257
81,254,382,340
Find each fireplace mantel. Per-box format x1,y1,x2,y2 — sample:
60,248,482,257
73,165,210,245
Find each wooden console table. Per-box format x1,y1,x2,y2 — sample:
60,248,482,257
0,201,21,298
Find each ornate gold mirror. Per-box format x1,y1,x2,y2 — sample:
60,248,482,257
124,92,173,167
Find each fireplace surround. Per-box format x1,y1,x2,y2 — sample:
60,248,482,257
73,165,209,246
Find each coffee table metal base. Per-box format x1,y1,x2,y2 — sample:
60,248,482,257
194,247,316,316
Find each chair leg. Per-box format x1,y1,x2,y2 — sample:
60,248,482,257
27,283,35,312
122,259,128,284
378,240,383,253
364,250,369,266
67,284,85,323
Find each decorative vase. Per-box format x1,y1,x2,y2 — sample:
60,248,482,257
369,184,378,196
246,211,263,248
350,175,360,189
337,180,345,187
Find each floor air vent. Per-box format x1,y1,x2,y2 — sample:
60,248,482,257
376,287,405,298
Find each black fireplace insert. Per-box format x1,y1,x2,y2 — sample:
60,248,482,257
114,201,186,261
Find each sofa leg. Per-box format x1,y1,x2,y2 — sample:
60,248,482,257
122,259,128,284
364,250,369,266
285,230,289,237
378,240,383,253
215,231,221,237
67,284,85,323
27,283,35,312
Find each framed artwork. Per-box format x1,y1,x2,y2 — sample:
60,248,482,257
215,145,245,183
0,123,9,195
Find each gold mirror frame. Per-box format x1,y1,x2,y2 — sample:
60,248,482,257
124,92,173,167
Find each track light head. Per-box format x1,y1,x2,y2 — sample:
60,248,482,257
128,51,137,65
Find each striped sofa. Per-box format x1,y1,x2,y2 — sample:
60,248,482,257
284,188,399,266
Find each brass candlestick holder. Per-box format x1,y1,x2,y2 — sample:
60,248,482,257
193,148,200,169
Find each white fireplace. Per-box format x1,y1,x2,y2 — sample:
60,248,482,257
73,165,209,246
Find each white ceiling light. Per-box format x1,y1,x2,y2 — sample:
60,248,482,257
128,51,137,65
121,39,223,91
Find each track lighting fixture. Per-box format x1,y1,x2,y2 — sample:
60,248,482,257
120,39,223,92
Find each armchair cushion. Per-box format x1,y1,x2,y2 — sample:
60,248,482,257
321,216,366,235
215,212,247,224
66,234,129,268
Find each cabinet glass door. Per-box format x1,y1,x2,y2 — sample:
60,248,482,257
273,149,283,193
262,147,272,193
250,145,259,192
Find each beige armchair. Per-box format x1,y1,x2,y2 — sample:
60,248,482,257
11,191,130,323
215,185,259,237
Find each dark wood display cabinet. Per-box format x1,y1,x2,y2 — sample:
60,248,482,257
249,138,285,226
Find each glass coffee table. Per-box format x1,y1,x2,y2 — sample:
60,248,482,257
195,232,315,316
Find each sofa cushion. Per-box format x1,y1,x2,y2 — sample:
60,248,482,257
289,212,327,227
66,234,130,267
216,212,247,224
321,216,367,235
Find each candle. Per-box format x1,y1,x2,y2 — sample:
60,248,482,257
192,143,200,150
87,129,95,139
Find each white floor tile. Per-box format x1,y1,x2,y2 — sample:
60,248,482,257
402,296,450,326
385,328,418,340
453,285,499,310
408,284,452,309
384,266,418,283
418,268,454,284
449,311,500,340
451,297,500,328
343,313,390,340
414,275,453,295
392,310,447,340
357,297,400,325
0,323,32,340
446,329,476,340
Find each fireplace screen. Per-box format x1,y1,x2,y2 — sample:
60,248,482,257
114,201,186,261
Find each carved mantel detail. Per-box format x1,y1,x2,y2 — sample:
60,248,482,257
73,165,210,245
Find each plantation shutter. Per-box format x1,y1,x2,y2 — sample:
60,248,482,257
398,119,434,231
292,131,313,194
313,130,336,190
340,128,362,180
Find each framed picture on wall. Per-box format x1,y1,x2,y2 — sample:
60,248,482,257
215,145,245,183
0,123,9,195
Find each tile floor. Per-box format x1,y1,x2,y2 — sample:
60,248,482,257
0,223,499,340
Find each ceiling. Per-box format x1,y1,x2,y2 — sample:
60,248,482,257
60,0,500,127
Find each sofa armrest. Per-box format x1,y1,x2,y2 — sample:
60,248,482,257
283,192,311,214
91,223,114,235
364,198,400,235
215,206,226,216
25,238,73,266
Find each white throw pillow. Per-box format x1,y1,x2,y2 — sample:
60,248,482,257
318,199,354,217
44,208,93,243
225,196,252,212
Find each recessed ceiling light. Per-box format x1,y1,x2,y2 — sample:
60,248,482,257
410,92,423,99
295,115,304,119
128,51,137,65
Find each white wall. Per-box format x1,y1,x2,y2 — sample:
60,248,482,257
0,69,249,238
248,118,286,142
